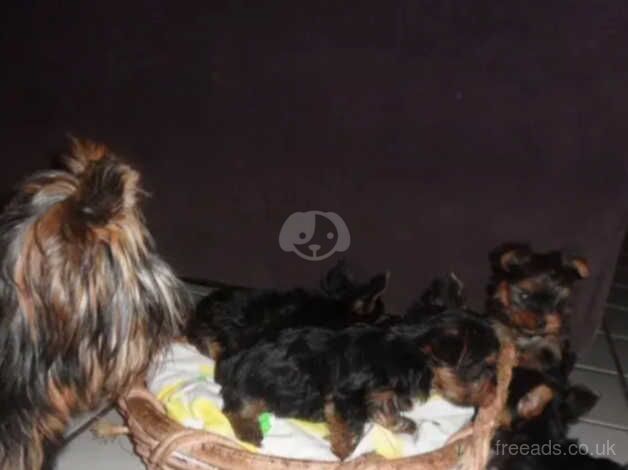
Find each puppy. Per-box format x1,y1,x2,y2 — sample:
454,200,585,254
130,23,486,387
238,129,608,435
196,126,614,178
487,243,589,371
498,367,598,430
404,272,467,323
320,259,389,323
0,139,190,469
187,261,389,360
216,310,499,460
490,368,624,469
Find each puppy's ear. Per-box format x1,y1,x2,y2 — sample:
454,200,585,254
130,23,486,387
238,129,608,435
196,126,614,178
417,274,465,312
446,273,466,308
516,384,555,420
560,385,599,423
321,259,353,298
499,247,532,272
351,271,389,315
491,243,532,273
563,257,590,280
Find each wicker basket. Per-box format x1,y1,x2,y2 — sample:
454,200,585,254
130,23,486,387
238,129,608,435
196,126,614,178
115,342,516,470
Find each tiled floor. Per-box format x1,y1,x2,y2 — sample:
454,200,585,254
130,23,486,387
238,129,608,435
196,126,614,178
570,234,628,464
54,410,143,469
54,249,628,468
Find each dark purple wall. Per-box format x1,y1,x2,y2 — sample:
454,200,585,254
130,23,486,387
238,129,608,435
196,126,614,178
2,2,627,350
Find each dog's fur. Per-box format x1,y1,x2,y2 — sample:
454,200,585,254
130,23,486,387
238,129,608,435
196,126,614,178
0,139,190,468
216,310,499,459
490,367,624,469
320,260,389,323
404,273,467,323
498,367,597,429
487,243,589,372
187,261,389,360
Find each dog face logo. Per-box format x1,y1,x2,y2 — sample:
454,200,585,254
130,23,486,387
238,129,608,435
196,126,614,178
279,211,351,261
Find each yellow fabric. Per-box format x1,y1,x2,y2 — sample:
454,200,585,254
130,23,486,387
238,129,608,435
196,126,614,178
149,343,474,461
157,374,259,453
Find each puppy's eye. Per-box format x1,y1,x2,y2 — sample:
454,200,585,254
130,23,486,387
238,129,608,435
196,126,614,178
299,232,307,239
519,291,529,301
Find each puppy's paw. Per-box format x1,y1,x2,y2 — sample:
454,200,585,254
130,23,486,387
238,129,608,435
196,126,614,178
330,432,359,461
395,416,417,435
90,420,128,442
227,413,263,447
325,401,360,460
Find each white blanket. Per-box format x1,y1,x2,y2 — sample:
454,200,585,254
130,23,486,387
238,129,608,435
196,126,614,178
147,342,473,461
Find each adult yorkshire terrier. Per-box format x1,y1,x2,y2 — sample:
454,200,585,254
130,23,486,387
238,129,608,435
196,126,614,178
0,139,189,469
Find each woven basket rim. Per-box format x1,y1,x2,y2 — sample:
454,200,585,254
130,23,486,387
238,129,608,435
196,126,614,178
118,342,516,470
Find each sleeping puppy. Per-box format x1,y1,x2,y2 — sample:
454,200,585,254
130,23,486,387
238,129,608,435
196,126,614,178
216,310,499,460
187,261,389,360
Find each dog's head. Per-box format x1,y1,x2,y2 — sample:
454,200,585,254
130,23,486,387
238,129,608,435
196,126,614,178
405,273,466,322
321,260,389,319
422,311,500,408
0,137,189,393
488,243,589,336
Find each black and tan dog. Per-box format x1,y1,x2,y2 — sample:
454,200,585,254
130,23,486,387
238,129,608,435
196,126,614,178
187,261,389,361
404,272,467,323
216,310,499,460
487,243,589,372
0,139,190,469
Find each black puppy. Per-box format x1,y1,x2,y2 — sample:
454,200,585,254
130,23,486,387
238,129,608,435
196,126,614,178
404,272,467,323
187,262,389,360
216,310,499,460
487,243,589,372
319,259,390,323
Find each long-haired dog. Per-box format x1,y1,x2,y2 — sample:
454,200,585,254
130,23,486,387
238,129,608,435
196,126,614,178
187,260,389,361
487,243,589,372
216,310,499,460
0,139,189,468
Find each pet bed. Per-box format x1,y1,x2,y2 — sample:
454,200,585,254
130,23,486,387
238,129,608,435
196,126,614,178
113,340,516,469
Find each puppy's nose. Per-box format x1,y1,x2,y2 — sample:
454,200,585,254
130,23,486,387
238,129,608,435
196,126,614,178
309,244,321,254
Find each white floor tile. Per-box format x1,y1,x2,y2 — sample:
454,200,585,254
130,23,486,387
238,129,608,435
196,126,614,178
570,369,628,428
570,421,628,464
578,334,628,374
605,305,628,334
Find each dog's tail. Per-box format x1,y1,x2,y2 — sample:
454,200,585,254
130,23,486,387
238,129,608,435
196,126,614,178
65,137,142,227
